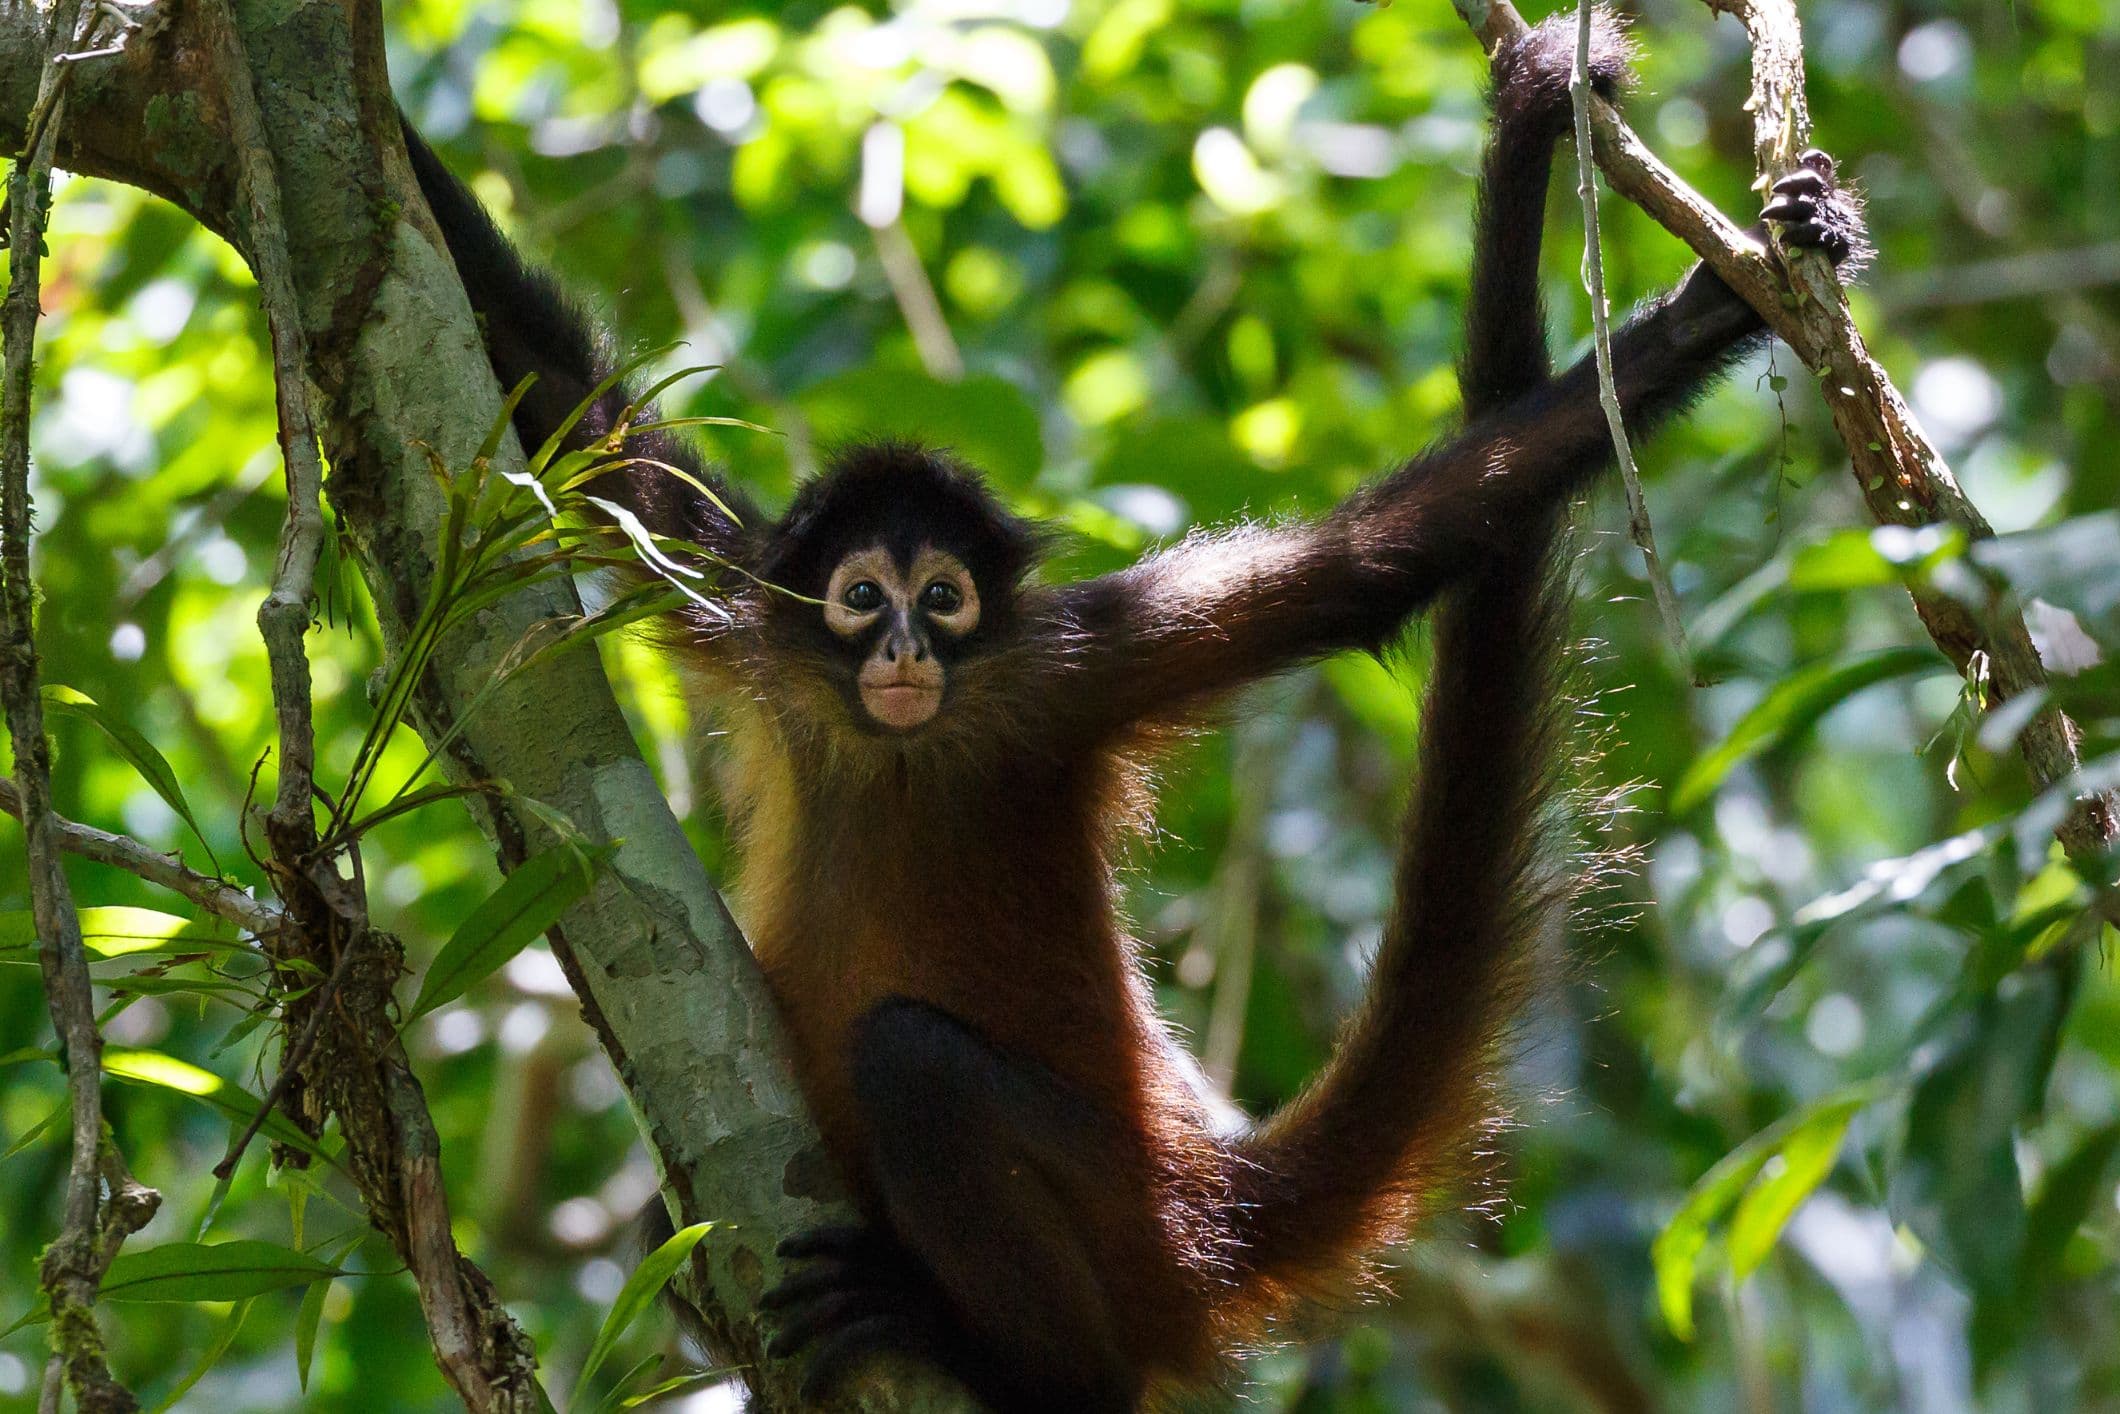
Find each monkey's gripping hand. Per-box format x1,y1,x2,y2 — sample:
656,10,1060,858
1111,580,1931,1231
1760,148,1872,275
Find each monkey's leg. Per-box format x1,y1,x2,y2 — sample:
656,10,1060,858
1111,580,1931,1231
766,998,1138,1413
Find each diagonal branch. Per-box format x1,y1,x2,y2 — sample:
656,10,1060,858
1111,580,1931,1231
0,776,283,934
1446,0,2117,860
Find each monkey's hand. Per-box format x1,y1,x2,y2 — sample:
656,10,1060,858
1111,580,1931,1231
761,1225,961,1403
1491,7,1636,141
1760,148,1873,275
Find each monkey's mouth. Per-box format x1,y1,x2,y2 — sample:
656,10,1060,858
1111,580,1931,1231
858,679,942,731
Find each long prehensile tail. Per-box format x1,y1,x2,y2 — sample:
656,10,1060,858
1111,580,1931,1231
1222,12,1627,1315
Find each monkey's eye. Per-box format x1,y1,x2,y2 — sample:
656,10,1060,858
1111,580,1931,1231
920,581,965,615
842,581,885,613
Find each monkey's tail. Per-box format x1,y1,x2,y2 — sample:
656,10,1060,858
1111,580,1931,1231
397,111,758,552
1221,526,1571,1318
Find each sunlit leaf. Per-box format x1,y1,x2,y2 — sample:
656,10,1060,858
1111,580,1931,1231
102,1049,333,1167
1653,1085,1879,1340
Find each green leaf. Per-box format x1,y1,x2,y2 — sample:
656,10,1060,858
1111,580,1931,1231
42,686,218,868
2020,1122,2120,1293
571,1221,711,1412
1653,1086,1878,1339
295,1277,331,1392
3,1097,66,1161
1725,1101,1861,1277
1971,512,2120,648
102,1049,335,1168
617,1371,740,1409
1672,647,1941,812
0,906,246,960
406,845,609,1022
102,1241,342,1303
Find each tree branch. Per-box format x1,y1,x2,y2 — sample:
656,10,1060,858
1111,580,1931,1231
1447,0,2118,859
0,776,282,934
0,4,154,1410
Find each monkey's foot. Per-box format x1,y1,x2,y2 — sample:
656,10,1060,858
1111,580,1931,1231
1761,149,1871,271
762,1224,957,1402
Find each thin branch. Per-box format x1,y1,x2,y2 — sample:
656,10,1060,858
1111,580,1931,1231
1445,0,2117,860
0,776,282,934
205,0,326,848
1568,0,1691,672
1,3,149,1410
873,221,965,381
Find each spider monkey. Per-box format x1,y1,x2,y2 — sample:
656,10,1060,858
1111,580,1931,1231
400,14,1862,1410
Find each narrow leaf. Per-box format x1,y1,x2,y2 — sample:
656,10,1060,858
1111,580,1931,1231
407,846,608,1022
570,1221,712,1412
41,687,218,867
103,1049,334,1167
101,1240,341,1303
295,1278,331,1391
150,1298,253,1412
1673,647,1940,812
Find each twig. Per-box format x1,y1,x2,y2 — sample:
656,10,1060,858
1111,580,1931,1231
873,221,964,381
0,4,149,1410
1568,0,1691,673
206,0,326,851
0,775,282,934
1444,0,2117,860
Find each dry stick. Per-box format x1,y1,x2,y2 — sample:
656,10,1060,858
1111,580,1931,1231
1,5,155,1411
1568,0,1692,673
1447,0,2117,862
0,776,282,934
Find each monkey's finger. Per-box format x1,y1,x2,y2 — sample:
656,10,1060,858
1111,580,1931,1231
1768,170,1828,201
761,1262,867,1312
1795,147,1837,178
1759,199,1816,225
766,1287,878,1359
798,1315,903,1404
1776,220,1831,249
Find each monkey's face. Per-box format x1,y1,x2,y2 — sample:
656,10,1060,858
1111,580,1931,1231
821,543,982,731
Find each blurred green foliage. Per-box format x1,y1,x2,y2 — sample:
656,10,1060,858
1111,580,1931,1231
5,0,2120,1409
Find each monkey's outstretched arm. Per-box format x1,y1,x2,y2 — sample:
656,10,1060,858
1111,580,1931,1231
1052,161,1857,739
399,116,761,566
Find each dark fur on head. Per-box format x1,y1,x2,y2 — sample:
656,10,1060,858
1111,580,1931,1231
759,441,1043,613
